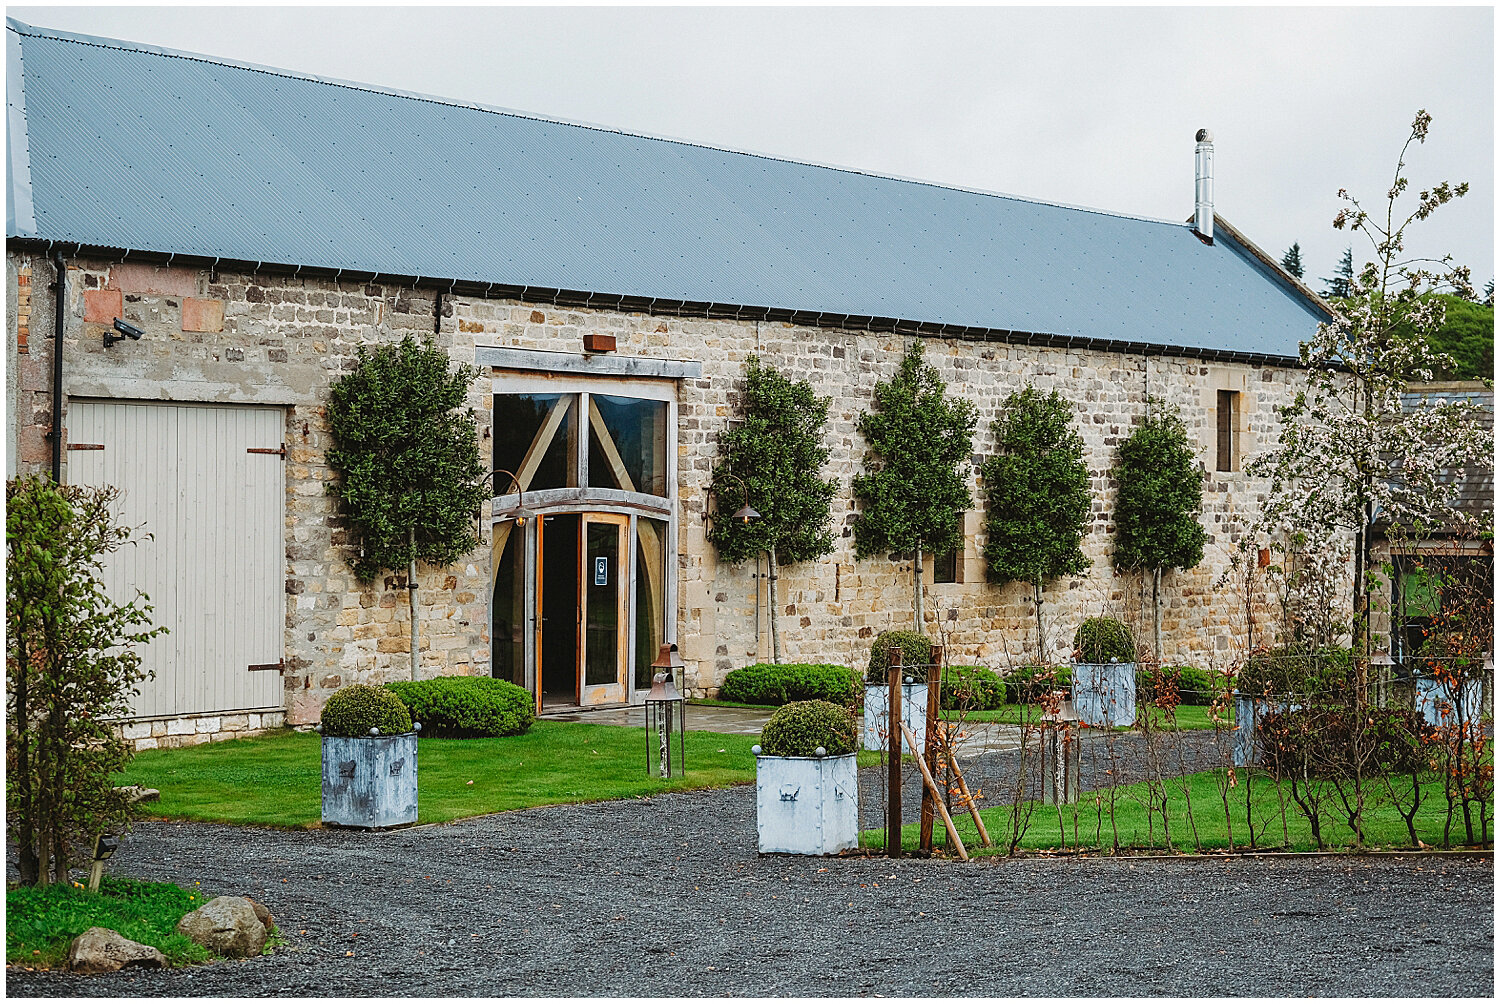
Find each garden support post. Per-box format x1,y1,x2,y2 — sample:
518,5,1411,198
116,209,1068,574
408,526,419,682
919,648,943,853
886,647,903,858
901,721,968,860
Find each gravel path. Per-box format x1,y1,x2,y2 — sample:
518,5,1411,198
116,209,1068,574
8,771,1492,997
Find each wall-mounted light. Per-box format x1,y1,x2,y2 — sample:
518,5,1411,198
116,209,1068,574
104,317,143,348
703,472,761,526
492,468,536,526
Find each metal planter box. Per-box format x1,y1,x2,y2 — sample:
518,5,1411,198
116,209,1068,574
321,733,418,829
863,682,928,754
1415,676,1485,729
1231,693,1301,767
755,753,859,855
1073,663,1136,728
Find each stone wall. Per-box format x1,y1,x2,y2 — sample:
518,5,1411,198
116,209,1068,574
9,249,1311,738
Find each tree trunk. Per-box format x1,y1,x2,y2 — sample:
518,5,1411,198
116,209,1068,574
409,526,420,682
1152,567,1163,664
13,649,38,885
768,545,782,665
1033,579,1045,664
913,538,924,634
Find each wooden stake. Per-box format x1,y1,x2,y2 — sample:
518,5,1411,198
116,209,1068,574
919,648,942,853
945,745,992,847
886,648,903,859
901,721,968,860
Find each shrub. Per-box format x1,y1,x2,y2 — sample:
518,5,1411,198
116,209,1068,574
1257,706,1432,777
759,700,858,757
1004,665,1073,704
320,684,412,737
940,665,1007,711
384,676,534,738
719,663,858,707
865,630,932,684
1237,645,1353,699
1073,617,1136,663
1137,665,1221,707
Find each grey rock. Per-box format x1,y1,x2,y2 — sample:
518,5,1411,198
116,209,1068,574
243,896,273,930
175,896,267,958
66,927,167,973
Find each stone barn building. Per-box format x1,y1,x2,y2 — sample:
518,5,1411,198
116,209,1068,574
6,20,1332,745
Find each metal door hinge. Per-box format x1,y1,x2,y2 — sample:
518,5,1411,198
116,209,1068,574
247,446,286,456
247,660,285,672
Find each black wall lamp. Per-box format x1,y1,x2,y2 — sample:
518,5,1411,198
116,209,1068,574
703,472,761,526
104,317,143,348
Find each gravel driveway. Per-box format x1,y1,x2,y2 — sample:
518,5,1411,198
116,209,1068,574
8,765,1492,998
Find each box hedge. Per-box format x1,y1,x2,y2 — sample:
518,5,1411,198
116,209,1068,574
719,663,859,706
939,665,1007,711
758,700,858,757
1004,665,1073,705
1073,617,1136,664
865,630,932,684
320,684,412,737
1236,645,1354,700
1136,665,1223,707
383,676,534,738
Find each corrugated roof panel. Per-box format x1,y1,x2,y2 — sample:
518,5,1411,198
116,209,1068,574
7,19,1327,356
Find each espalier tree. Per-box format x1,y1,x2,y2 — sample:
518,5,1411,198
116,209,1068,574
852,341,977,634
981,386,1092,662
707,356,837,663
326,336,487,681
1250,110,1492,706
1112,402,1206,662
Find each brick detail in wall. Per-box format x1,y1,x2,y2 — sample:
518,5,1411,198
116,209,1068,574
16,267,29,352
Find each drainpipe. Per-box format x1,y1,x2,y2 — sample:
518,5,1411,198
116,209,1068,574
50,249,65,482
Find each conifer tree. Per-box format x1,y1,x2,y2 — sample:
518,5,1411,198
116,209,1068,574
981,387,1092,661
852,341,977,634
1321,247,1355,299
707,356,837,663
1280,242,1305,279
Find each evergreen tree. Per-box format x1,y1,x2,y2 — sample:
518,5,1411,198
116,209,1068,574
1321,247,1355,299
1112,403,1206,662
707,356,837,663
852,341,977,634
1280,242,1306,279
981,387,1092,661
1484,279,1494,308
326,336,487,681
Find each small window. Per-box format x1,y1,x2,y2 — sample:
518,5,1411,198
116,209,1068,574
1216,390,1239,473
933,546,961,584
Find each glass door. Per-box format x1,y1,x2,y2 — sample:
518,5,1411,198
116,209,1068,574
580,514,629,705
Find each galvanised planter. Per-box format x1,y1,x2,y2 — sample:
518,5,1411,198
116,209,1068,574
1415,676,1485,729
1231,693,1300,767
1072,663,1135,728
321,732,418,829
862,682,928,755
754,752,859,855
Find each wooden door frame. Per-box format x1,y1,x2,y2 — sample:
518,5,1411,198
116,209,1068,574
578,513,629,706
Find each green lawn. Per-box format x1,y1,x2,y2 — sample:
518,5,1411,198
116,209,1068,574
863,768,1487,855
118,721,759,828
941,703,1232,731
6,876,222,969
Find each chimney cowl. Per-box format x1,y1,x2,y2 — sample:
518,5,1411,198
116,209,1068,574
1194,129,1214,243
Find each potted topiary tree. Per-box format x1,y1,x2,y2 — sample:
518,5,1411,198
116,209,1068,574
319,684,421,829
752,700,859,855
1072,618,1136,727
862,629,931,754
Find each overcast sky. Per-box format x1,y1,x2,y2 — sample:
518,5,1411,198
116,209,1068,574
12,5,1496,290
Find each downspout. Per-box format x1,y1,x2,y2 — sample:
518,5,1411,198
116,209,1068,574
50,249,64,482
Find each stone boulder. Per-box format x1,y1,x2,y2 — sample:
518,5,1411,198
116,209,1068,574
243,896,273,930
175,896,267,958
67,927,167,973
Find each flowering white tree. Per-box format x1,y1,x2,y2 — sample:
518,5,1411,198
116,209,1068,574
1249,111,1493,701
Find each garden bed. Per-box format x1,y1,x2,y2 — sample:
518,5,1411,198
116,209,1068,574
4,875,271,970
115,721,759,828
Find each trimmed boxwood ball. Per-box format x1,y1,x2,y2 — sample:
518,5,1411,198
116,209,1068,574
1236,645,1353,699
384,676,535,738
1073,617,1136,664
759,700,858,757
719,663,859,706
866,629,932,684
320,684,413,737
940,665,1006,711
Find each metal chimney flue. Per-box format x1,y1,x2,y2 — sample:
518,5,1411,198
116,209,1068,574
1194,128,1214,243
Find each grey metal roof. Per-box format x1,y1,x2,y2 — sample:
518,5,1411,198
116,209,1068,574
6,18,1328,359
